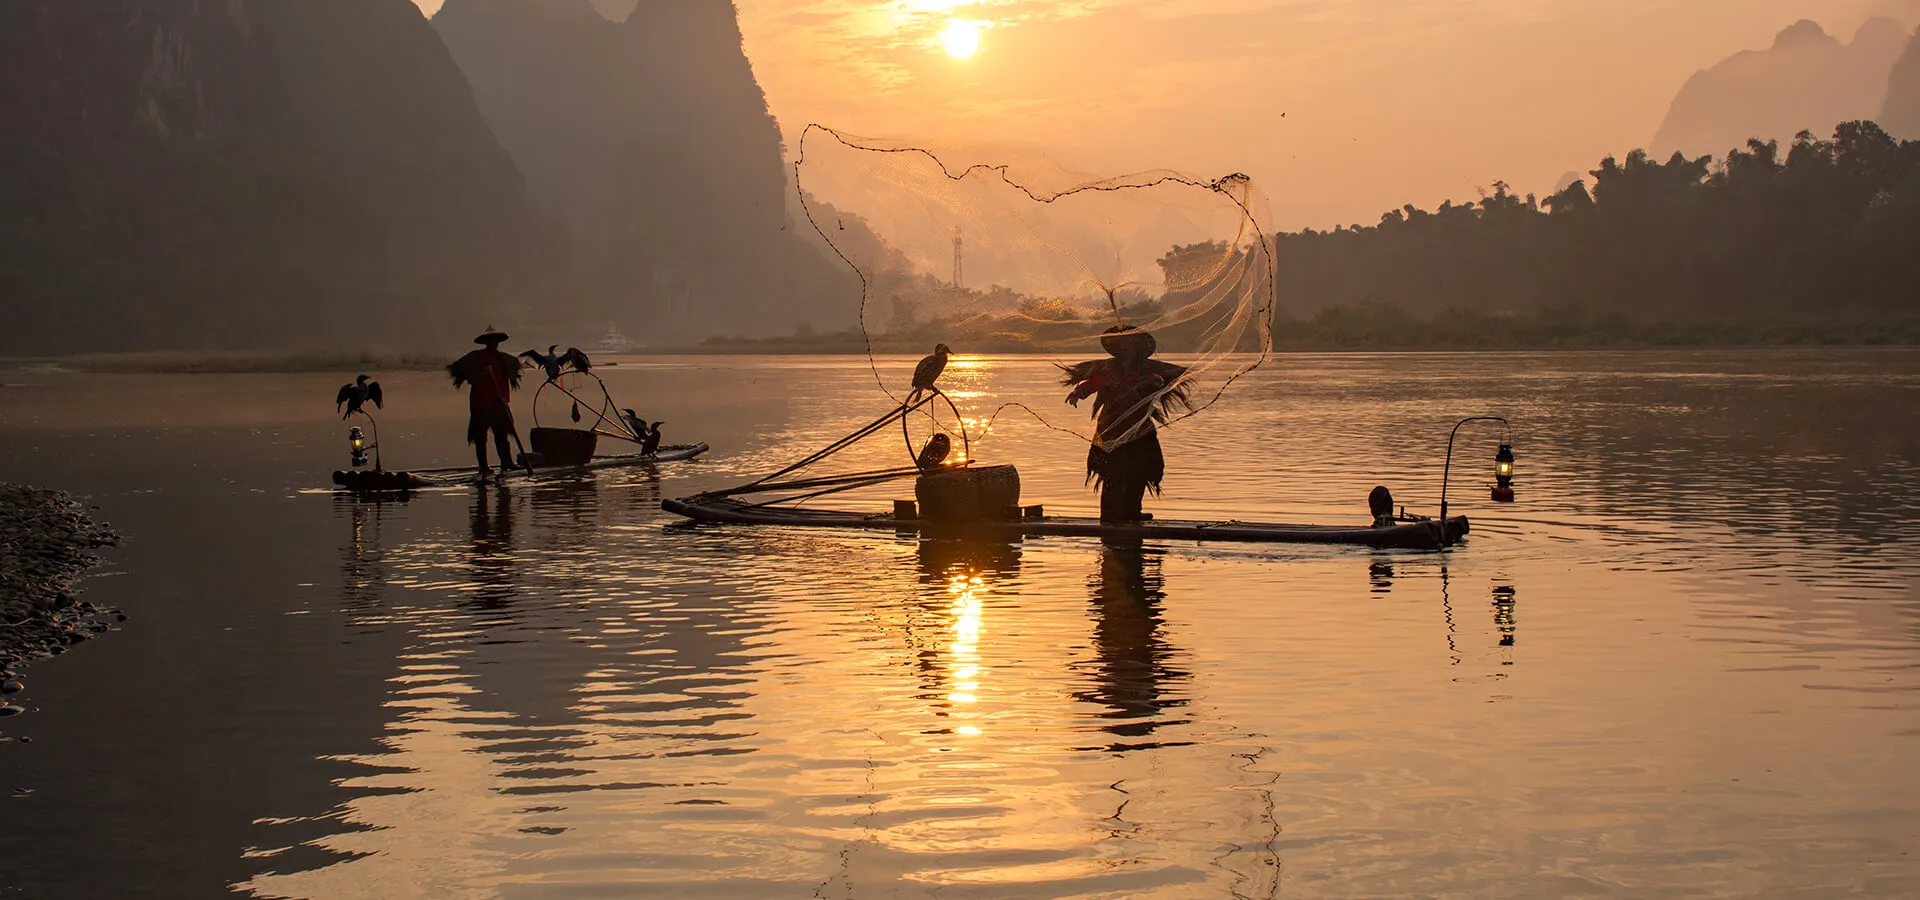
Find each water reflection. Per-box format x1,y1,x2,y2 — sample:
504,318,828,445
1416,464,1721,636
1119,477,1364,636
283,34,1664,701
336,493,407,615
913,538,1021,731
1492,582,1516,650
1368,559,1395,594
467,484,518,613
1075,541,1191,752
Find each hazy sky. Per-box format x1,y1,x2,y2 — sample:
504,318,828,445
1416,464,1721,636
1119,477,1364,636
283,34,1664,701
417,0,1920,228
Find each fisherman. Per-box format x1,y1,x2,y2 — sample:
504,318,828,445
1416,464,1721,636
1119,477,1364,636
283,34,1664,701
447,326,523,482
1061,325,1189,523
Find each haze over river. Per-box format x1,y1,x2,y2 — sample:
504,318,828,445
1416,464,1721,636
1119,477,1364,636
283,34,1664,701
2,351,1916,898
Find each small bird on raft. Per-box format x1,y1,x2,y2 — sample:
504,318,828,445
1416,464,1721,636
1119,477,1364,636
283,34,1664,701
641,421,664,456
911,343,951,394
621,408,647,439
335,375,383,419
915,433,951,470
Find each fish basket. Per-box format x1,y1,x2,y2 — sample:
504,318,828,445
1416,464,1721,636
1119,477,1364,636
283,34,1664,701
529,427,598,467
915,465,1021,522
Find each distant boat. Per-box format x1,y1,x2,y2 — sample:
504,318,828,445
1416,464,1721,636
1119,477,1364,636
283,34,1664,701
596,322,635,353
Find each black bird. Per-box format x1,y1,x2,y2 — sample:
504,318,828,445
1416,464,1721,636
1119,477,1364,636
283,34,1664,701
559,347,592,376
520,345,564,383
915,433,951,470
911,343,951,393
1368,485,1395,527
621,408,647,440
335,375,383,420
641,421,664,456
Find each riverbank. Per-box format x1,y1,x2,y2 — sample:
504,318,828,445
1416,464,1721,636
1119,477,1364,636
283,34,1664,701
7,317,1918,374
0,484,121,704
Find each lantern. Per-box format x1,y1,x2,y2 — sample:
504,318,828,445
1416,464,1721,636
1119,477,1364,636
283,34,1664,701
1491,443,1515,502
348,426,370,468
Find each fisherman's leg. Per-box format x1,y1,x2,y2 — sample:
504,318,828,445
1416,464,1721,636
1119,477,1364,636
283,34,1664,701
494,429,514,473
1121,479,1148,521
469,411,491,477
495,409,519,473
1100,480,1129,522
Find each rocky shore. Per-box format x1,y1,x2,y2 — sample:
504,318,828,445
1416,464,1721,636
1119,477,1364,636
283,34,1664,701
0,484,122,717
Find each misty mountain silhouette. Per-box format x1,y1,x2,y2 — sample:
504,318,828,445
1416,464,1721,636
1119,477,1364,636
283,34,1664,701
435,0,855,342
0,0,560,353
1652,18,1909,158
1885,27,1920,138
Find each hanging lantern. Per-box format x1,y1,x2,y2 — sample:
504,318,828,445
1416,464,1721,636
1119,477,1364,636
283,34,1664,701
348,426,370,468
1491,443,1515,502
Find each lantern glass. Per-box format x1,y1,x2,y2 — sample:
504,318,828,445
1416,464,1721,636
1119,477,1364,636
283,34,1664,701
1494,444,1514,479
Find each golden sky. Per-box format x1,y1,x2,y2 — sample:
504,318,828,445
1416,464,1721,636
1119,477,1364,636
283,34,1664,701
418,0,1919,228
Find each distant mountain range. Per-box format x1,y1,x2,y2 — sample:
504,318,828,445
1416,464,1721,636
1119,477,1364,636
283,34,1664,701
435,0,853,344
0,0,561,353
0,0,850,353
1887,25,1920,137
1653,18,1919,158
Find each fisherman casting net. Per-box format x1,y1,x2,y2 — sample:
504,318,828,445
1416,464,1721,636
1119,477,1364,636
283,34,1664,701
794,125,1276,453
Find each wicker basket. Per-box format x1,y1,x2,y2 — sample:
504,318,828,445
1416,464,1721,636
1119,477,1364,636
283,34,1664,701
915,465,1021,522
529,427,598,467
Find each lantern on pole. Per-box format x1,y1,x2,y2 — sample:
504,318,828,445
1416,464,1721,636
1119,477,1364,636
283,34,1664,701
1492,443,1515,503
1440,417,1516,522
348,426,370,468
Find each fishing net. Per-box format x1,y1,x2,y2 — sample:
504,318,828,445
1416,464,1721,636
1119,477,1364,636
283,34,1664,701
793,125,1276,452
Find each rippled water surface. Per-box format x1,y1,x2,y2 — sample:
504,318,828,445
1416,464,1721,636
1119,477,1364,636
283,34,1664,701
2,351,1918,898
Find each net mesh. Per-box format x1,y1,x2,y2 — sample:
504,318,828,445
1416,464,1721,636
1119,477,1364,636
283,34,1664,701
794,125,1276,452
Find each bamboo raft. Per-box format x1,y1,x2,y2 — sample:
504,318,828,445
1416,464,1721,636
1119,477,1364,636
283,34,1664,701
334,442,709,491
662,495,1469,550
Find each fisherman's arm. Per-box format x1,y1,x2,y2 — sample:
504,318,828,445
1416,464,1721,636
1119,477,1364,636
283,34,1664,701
1066,376,1105,407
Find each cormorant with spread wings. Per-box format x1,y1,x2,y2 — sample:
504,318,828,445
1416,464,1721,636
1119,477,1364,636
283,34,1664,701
336,375,383,420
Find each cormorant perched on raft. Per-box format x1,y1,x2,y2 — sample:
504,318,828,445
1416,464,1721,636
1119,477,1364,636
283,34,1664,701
335,375,383,419
911,343,951,394
520,345,564,383
559,347,591,376
641,421,664,456
916,433,951,470
621,408,647,440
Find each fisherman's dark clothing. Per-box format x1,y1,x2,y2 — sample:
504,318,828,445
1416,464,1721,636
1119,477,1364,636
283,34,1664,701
1065,360,1187,522
1087,431,1164,521
448,348,521,450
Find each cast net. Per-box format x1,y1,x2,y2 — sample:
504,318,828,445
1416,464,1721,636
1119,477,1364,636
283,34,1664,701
793,125,1275,452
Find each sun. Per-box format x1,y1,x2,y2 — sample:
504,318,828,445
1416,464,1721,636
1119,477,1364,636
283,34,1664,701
938,20,983,59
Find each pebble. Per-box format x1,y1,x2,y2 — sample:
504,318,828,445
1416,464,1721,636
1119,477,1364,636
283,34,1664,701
0,704,24,717
0,681,21,695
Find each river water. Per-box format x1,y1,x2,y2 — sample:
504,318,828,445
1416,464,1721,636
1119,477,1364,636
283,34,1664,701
1,351,1916,898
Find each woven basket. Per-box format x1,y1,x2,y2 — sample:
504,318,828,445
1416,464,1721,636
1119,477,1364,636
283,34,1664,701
915,465,1021,522
529,427,598,467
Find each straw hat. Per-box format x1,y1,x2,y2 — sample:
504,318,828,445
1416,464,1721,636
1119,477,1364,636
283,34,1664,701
1099,324,1156,359
473,326,510,345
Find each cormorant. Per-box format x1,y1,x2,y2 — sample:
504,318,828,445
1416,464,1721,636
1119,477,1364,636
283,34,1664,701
916,433,951,470
641,421,664,456
559,347,592,376
1368,485,1395,527
911,343,951,393
519,345,565,383
335,375,383,419
621,408,647,439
